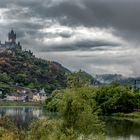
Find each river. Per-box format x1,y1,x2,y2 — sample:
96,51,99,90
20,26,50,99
104,117,140,140
0,106,140,140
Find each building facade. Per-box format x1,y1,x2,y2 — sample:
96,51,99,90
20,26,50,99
0,29,22,51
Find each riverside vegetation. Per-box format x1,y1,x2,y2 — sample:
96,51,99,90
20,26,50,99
0,72,140,140
0,101,42,106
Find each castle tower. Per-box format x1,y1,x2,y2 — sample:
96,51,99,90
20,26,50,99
8,29,16,43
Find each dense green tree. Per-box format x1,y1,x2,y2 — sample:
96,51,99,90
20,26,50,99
95,85,137,114
0,49,69,94
0,72,10,82
46,84,138,115
14,73,28,85
66,70,93,88
0,82,12,94
58,88,103,136
45,87,104,139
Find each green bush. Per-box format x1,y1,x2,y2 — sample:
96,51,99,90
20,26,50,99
95,85,137,114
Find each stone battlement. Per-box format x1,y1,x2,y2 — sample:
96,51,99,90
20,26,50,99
0,30,22,51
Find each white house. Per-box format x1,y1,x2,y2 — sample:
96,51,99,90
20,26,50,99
32,88,47,102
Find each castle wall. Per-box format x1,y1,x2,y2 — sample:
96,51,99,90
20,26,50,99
0,30,22,50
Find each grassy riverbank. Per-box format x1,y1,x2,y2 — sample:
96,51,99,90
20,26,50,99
111,112,140,118
0,101,43,106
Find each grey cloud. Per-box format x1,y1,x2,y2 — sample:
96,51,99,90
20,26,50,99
40,39,120,52
35,51,135,77
3,0,140,41
26,0,140,41
0,0,140,76
58,32,73,38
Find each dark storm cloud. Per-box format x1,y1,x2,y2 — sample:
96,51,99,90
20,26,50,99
0,0,140,76
40,39,120,52
20,0,140,41
2,0,140,41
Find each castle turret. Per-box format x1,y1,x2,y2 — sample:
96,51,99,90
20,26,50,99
0,30,22,51
8,29,16,43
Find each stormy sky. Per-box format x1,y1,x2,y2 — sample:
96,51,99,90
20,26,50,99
0,0,140,77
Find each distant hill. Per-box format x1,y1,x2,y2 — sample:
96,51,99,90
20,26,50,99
0,48,70,94
95,74,124,84
94,74,140,88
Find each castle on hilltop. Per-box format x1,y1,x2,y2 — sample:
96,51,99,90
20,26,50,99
0,29,22,51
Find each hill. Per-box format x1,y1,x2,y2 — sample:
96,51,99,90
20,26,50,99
95,74,124,84
0,48,70,94
94,74,140,89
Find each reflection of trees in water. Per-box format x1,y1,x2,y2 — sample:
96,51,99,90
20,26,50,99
0,110,6,118
0,107,43,128
104,117,140,138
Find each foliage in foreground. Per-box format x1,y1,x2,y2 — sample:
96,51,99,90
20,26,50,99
1,80,140,139
0,87,104,140
44,87,104,140
46,84,140,115
0,116,104,140
95,84,138,114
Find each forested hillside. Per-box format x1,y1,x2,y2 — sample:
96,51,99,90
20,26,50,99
0,49,70,94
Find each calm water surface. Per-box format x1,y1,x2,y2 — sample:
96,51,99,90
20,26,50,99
0,106,48,128
0,106,140,140
104,117,140,140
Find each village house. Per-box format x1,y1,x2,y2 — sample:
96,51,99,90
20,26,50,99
4,87,47,102
6,93,28,102
14,86,37,101
32,88,47,102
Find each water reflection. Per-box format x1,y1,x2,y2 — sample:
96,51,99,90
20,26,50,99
1,107,140,140
104,117,140,140
0,106,45,128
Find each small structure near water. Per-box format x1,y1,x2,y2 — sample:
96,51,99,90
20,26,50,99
32,88,47,102
6,93,28,102
3,88,47,102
